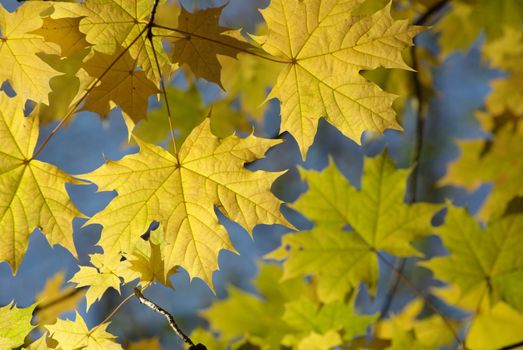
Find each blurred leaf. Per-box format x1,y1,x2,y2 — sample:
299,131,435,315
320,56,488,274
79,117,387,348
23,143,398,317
441,116,523,220
269,153,440,299
34,272,85,326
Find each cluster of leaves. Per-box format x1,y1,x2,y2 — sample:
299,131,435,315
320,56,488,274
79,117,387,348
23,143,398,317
0,0,522,349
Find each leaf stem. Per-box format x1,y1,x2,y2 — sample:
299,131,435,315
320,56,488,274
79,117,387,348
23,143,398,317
151,23,290,64
147,18,178,155
88,290,136,335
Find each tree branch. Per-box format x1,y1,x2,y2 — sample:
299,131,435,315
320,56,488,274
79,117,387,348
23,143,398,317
379,0,450,320
134,288,206,349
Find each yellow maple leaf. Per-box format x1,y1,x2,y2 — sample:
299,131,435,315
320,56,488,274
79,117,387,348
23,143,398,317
127,338,162,350
46,312,122,350
70,252,137,310
297,331,341,350
82,49,159,123
168,6,255,87
81,118,290,287
24,335,56,350
34,272,85,325
0,2,61,103
126,226,178,288
50,0,172,84
467,302,523,350
0,92,83,272
257,0,422,158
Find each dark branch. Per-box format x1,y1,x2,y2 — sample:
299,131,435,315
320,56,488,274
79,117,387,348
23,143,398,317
134,288,206,349
379,0,451,321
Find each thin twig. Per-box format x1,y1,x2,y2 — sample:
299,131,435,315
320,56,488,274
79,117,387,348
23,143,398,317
89,291,136,334
134,288,206,349
378,0,450,320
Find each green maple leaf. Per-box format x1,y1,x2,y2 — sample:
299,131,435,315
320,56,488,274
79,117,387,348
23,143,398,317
0,302,37,349
203,264,373,349
440,117,523,220
423,206,523,313
269,153,439,300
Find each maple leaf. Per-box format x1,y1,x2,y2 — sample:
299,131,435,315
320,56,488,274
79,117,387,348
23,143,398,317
50,0,171,84
203,264,373,349
127,338,163,350
134,84,250,147
70,252,137,310
221,51,281,120
81,118,289,286
437,0,523,56
269,153,439,300
440,117,523,220
190,328,228,350
32,16,91,58
126,226,178,288
283,297,376,344
24,336,55,350
376,299,457,350
0,93,83,272
0,2,61,103
203,264,308,349
30,16,92,124
46,312,122,350
169,6,256,87
483,27,523,116
467,302,523,350
422,206,523,313
0,302,37,349
82,49,159,122
34,272,85,325
257,0,422,158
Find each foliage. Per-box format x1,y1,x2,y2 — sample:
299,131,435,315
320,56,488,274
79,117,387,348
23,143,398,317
0,0,522,349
